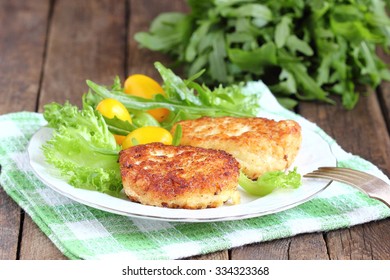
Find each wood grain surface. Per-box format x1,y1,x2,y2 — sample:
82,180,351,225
0,0,50,260
0,0,389,260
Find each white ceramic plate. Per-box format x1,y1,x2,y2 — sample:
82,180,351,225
28,125,336,222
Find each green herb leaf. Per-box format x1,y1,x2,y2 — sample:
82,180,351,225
275,16,291,48
239,168,301,197
172,124,183,146
102,116,137,136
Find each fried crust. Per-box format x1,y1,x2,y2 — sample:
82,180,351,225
171,116,302,179
119,143,240,209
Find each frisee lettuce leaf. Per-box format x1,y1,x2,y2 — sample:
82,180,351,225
238,168,301,197
42,102,122,196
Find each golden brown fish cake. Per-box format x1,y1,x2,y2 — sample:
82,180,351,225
119,143,240,209
171,116,302,179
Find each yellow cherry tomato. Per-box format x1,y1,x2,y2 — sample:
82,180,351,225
113,134,126,145
96,98,132,122
124,74,170,122
122,126,173,149
96,98,132,145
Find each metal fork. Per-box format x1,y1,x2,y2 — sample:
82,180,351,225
304,167,390,207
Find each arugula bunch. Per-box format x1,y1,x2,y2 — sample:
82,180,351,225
135,0,390,109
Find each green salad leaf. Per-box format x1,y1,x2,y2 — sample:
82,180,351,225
238,168,301,196
42,102,122,196
135,0,390,109
171,124,183,146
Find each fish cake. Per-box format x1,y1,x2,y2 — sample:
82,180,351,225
171,116,302,179
119,143,240,209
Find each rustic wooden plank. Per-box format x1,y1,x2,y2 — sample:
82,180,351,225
19,0,127,259
186,251,229,260
0,188,20,260
230,233,329,260
325,219,390,260
288,233,329,259
231,239,289,260
20,217,67,260
376,48,390,129
299,90,390,259
300,91,390,176
0,0,49,113
378,81,390,128
127,0,189,79
0,0,50,260
37,0,127,111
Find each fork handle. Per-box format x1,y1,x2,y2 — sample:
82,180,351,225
361,180,390,208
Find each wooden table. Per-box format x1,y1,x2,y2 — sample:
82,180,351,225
1,0,389,260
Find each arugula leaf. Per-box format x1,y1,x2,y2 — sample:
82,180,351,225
275,16,291,48
102,116,137,136
134,12,192,61
228,42,278,73
172,124,183,146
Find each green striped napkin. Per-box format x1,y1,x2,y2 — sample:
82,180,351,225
1,81,389,260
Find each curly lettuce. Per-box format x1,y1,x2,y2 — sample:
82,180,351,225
239,168,301,197
42,102,122,196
